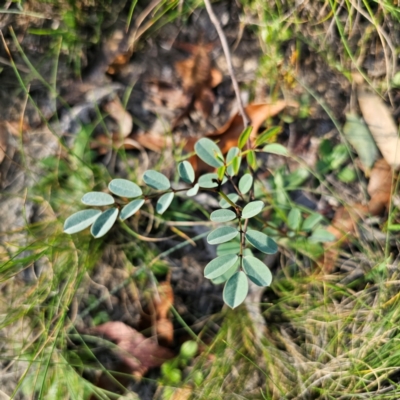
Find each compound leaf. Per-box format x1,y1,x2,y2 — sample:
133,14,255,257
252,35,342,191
156,192,174,214
207,226,238,245
241,201,264,219
81,192,114,206
204,254,239,279
64,209,101,234
243,256,272,286
223,271,248,308
210,209,236,222
91,208,119,238
120,199,145,220
194,138,224,168
143,170,170,190
178,161,195,184
246,230,278,254
108,179,142,198
238,174,253,194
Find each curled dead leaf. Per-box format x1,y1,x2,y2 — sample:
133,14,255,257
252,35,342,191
0,122,9,164
357,85,400,168
367,158,393,216
104,97,133,138
90,321,174,377
207,101,295,154
323,204,367,273
173,42,222,125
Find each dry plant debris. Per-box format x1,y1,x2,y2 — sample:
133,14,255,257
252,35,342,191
173,42,222,126
367,158,393,216
356,79,400,168
88,321,174,394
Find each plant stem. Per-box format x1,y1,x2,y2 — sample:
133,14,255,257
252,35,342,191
203,0,250,128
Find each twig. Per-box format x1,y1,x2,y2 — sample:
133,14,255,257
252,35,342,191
203,0,250,128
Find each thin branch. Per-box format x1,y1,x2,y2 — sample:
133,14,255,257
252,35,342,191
203,0,250,128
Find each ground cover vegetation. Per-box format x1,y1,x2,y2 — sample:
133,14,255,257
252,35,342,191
0,0,400,398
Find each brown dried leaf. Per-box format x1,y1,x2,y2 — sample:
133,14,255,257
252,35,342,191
0,122,9,164
130,131,173,153
323,204,367,273
90,321,174,377
103,97,133,138
207,101,293,154
146,80,189,109
357,85,400,168
174,43,222,123
367,158,392,216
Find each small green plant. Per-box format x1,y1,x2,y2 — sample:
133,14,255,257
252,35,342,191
64,131,333,308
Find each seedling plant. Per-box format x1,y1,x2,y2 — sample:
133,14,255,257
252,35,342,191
64,128,334,308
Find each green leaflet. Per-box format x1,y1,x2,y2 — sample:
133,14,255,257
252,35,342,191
143,170,170,190
210,209,236,222
120,199,145,220
91,208,119,238
194,138,224,168
178,161,195,184
81,192,114,206
64,209,101,234
241,201,264,219
156,192,174,214
207,226,239,245
242,256,272,286
108,179,142,198
245,229,278,254
223,271,249,309
204,254,239,279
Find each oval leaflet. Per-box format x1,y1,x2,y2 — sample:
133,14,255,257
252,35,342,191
108,179,142,198
91,208,119,238
245,229,278,254
207,226,238,245
143,170,170,190
243,256,272,286
81,192,115,206
210,209,236,223
223,271,249,309
204,254,238,279
64,209,101,234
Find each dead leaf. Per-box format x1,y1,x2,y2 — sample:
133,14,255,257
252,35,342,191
146,80,189,110
170,386,193,400
323,204,367,273
153,281,174,346
173,42,222,126
367,158,393,216
103,97,133,138
207,101,295,154
138,280,175,347
356,84,400,168
0,122,9,164
90,321,174,377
